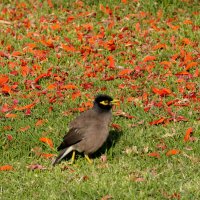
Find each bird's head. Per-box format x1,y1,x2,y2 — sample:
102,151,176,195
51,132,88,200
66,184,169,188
94,94,119,111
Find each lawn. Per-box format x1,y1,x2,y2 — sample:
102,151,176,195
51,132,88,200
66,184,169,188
0,0,199,199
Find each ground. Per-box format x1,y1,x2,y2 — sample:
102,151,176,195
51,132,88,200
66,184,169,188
0,0,199,199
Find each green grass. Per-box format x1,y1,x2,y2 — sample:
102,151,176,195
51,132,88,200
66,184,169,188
0,0,199,199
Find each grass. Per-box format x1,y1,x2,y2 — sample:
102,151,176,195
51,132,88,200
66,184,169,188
0,0,199,199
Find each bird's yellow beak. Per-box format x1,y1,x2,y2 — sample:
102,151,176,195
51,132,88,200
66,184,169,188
110,99,120,105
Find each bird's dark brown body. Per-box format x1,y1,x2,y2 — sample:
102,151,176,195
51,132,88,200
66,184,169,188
59,109,112,154
52,94,117,166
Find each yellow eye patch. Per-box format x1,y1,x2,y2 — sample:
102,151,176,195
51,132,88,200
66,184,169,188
100,99,119,105
99,100,109,105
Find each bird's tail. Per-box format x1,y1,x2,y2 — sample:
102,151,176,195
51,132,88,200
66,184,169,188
52,146,74,166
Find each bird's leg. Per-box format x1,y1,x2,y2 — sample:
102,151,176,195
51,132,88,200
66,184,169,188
68,151,76,164
84,154,93,164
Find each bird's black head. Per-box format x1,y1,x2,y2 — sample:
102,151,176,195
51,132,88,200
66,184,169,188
94,94,116,111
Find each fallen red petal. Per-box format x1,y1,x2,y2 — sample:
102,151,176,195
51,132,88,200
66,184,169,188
184,127,193,142
166,149,180,156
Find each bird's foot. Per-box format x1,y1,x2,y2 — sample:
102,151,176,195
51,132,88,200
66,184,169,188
68,151,76,164
85,154,93,164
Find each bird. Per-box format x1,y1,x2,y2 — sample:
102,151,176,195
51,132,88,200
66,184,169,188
52,94,119,166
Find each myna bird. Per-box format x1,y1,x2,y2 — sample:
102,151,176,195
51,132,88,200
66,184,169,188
52,94,119,166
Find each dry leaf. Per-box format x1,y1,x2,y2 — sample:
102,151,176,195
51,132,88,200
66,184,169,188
148,152,160,159
15,103,35,111
40,153,56,159
101,195,112,200
100,154,107,163
124,146,138,155
166,149,180,156
156,142,167,150
134,177,145,182
0,165,13,171
35,119,46,126
39,137,54,148
184,127,193,142
114,110,135,119
111,123,122,130
27,164,47,170
149,117,165,125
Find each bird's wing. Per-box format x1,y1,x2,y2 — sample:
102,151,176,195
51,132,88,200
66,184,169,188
57,128,84,151
57,109,105,151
